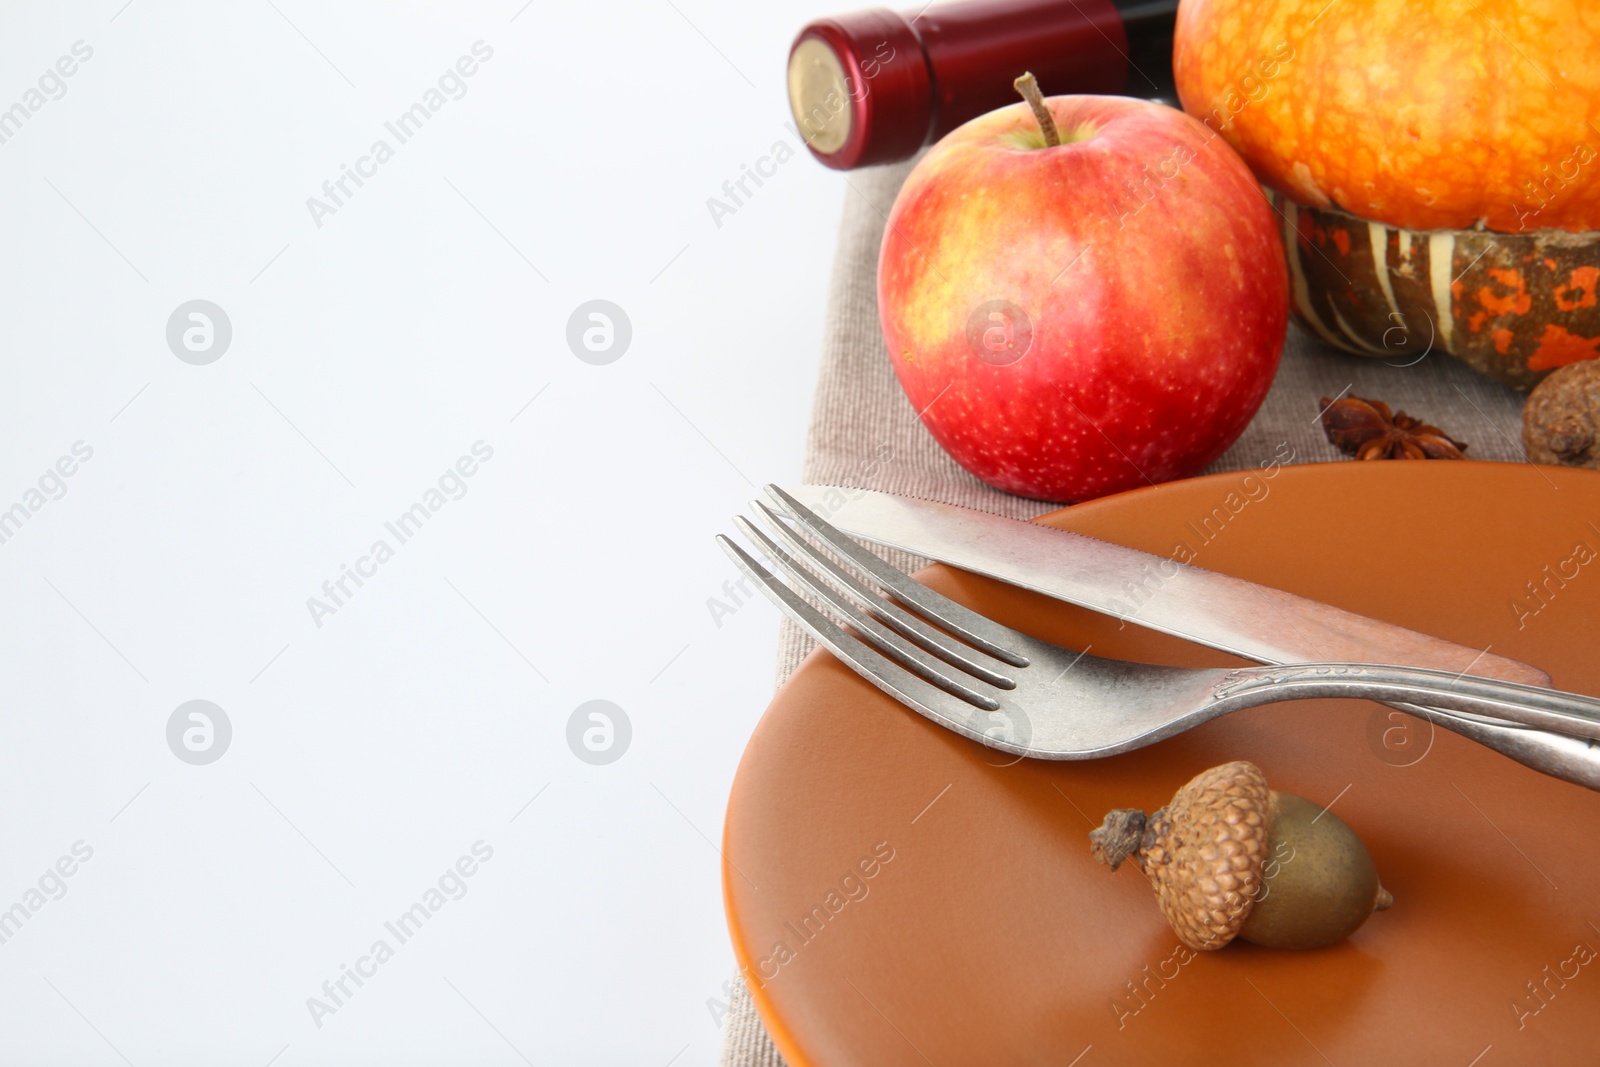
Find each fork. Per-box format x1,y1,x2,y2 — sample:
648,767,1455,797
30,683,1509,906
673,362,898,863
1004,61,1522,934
717,487,1600,760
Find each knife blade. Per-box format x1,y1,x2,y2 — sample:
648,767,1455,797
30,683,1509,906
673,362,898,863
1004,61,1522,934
781,483,1549,686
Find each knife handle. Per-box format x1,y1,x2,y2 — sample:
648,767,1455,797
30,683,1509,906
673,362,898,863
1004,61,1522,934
1406,703,1600,790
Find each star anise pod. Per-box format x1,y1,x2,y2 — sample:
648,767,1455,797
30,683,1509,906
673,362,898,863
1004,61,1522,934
1319,394,1469,460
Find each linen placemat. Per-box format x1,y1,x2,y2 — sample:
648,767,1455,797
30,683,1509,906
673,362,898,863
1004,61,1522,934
718,156,1529,1067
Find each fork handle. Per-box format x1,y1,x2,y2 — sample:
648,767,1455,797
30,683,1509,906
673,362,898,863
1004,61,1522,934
1215,662,1600,757
1400,701,1600,790
1226,668,1600,790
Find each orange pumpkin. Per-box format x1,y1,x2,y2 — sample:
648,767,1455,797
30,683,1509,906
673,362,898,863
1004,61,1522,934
1174,0,1600,387
1173,0,1600,234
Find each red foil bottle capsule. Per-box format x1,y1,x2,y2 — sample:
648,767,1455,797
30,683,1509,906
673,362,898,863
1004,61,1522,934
788,0,1177,169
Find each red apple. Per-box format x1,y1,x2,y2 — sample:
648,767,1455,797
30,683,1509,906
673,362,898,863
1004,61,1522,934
878,91,1288,502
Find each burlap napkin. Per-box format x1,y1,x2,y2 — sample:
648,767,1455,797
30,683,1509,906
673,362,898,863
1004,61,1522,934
718,157,1529,1067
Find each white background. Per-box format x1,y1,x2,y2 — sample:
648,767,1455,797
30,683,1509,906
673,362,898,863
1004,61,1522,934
0,2,841,1063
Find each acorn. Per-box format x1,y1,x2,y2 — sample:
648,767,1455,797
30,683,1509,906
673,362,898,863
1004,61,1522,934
1089,761,1392,951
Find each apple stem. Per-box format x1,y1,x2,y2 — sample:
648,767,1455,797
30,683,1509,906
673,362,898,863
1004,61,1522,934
1013,72,1060,147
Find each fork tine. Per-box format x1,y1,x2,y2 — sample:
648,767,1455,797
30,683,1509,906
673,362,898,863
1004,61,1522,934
715,535,1001,735
731,517,1003,710
763,484,1028,666
748,500,1017,690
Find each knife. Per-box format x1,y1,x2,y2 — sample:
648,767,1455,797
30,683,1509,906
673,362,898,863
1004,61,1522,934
779,484,1600,790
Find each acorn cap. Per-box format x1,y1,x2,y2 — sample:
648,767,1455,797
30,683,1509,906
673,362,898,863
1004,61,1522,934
1092,760,1271,950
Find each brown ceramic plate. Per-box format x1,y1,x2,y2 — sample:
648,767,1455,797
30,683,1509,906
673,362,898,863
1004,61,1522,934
724,461,1600,1066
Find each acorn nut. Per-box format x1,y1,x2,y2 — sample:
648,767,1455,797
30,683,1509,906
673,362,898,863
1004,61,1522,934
1089,761,1392,951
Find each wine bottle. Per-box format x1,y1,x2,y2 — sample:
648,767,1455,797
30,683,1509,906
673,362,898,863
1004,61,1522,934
788,0,1178,170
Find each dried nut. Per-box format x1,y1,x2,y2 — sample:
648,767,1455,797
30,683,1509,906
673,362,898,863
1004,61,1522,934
1089,761,1391,951
1523,360,1600,469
